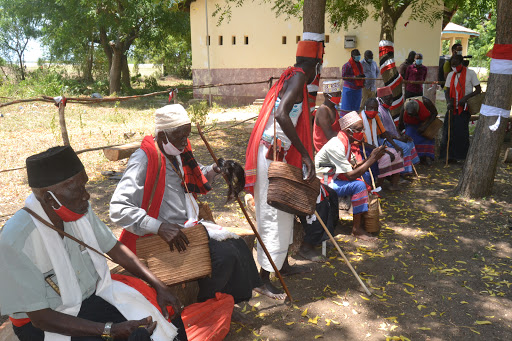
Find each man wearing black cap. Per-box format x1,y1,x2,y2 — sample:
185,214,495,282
0,146,187,341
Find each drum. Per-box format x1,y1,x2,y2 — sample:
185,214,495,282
136,224,211,286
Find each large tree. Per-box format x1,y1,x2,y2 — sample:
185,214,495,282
455,0,511,198
39,0,192,94
0,0,42,80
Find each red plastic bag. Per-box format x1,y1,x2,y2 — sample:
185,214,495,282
182,293,234,341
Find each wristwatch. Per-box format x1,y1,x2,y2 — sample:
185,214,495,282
101,322,113,341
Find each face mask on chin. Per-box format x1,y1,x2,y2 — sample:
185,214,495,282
162,138,183,156
365,110,378,119
48,191,85,222
452,65,463,73
328,95,341,105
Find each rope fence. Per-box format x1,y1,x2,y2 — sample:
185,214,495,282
0,73,478,175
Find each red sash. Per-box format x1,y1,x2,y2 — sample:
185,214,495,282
450,66,467,115
349,58,364,87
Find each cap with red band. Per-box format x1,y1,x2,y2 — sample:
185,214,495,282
296,40,324,61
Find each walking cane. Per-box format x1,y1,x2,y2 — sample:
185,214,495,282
445,109,451,167
195,123,293,302
314,211,372,296
412,164,420,181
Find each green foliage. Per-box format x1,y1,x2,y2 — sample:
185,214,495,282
213,0,446,33
187,100,210,127
144,76,159,90
132,11,192,79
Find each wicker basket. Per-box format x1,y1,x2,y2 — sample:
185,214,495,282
467,92,486,115
364,193,381,233
136,224,211,286
267,161,321,216
421,118,443,140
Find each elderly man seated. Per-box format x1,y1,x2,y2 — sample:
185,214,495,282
110,104,262,308
0,146,186,341
315,112,386,240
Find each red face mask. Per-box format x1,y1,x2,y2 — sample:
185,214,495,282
48,191,85,222
365,110,378,119
329,96,341,105
349,130,364,141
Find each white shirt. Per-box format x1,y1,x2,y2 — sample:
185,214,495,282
315,136,353,177
445,68,480,96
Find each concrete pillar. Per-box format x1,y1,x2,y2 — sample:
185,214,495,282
462,37,469,55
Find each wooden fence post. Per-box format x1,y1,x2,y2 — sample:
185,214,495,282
58,102,70,146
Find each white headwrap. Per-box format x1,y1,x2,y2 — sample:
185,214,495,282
339,111,362,131
155,104,191,134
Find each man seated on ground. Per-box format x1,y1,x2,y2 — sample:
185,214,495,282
377,86,420,177
110,104,262,309
399,96,438,165
360,98,405,191
0,146,186,341
313,80,342,152
315,112,386,240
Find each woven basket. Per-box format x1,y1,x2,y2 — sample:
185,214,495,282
467,92,486,115
267,161,321,216
136,224,211,286
421,118,443,140
364,193,381,233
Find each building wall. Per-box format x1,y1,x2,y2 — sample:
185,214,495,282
190,0,443,104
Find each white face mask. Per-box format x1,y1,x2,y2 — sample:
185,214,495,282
309,63,322,85
457,51,463,55
162,140,182,156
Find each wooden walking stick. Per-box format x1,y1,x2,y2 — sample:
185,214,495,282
313,210,372,296
195,123,293,301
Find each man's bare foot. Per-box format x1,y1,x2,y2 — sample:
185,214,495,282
280,262,312,277
254,283,287,300
298,245,325,263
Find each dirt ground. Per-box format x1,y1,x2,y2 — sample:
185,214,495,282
1,100,511,340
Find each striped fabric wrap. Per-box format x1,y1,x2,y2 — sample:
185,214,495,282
379,40,404,111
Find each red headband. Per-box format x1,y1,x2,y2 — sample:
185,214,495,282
296,41,324,61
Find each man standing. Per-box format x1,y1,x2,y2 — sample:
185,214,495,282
404,53,428,99
443,43,463,80
340,49,365,116
0,146,185,341
245,39,323,299
441,54,481,162
110,105,262,306
399,51,417,78
360,50,380,110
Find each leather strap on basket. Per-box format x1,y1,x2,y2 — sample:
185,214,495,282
22,207,113,262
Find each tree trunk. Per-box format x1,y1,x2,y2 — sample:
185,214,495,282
442,3,458,29
18,52,25,81
121,54,131,90
455,0,512,198
303,0,325,33
85,41,94,83
109,44,123,94
100,28,113,72
379,10,402,117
